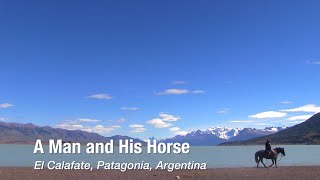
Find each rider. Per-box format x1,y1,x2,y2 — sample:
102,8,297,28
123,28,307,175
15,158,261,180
265,139,272,156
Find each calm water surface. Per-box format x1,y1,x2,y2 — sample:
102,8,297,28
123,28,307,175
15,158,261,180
0,144,319,168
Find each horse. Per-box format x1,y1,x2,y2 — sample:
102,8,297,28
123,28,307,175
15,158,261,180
255,147,285,168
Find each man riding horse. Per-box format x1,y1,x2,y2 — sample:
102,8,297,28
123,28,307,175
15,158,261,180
265,139,273,156
255,145,285,168
255,139,286,168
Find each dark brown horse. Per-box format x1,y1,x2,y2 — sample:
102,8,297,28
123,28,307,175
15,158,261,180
255,147,285,168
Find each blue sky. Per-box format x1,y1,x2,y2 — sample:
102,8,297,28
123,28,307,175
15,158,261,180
0,1,320,139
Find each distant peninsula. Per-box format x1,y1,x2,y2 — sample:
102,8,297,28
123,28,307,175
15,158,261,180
220,113,320,145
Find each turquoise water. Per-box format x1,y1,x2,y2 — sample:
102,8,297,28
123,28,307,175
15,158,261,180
0,144,319,168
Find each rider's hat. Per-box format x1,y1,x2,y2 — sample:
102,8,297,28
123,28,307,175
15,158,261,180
267,139,271,142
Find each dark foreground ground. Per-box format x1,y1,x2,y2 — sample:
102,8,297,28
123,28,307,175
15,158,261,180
0,166,319,180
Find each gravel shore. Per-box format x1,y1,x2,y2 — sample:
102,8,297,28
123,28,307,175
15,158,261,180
1,166,319,180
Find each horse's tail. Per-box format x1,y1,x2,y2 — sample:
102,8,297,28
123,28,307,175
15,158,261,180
255,152,259,163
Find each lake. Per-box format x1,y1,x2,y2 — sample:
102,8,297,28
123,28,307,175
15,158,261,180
0,144,319,168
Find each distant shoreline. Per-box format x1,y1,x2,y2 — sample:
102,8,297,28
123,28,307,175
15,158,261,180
1,166,320,180
218,143,320,146
1,143,320,146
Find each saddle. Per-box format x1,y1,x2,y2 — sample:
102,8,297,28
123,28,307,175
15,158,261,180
265,150,277,158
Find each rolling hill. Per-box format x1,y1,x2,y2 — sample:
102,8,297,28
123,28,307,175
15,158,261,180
0,121,145,145
220,113,320,145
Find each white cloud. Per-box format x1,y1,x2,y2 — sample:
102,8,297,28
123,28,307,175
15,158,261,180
108,118,126,123
286,114,313,121
93,125,121,134
192,90,205,94
147,113,181,128
230,120,253,123
0,103,13,109
159,113,180,122
172,81,187,85
116,118,126,123
131,127,146,133
169,127,180,132
78,118,101,123
129,124,146,133
156,89,189,95
307,60,320,65
170,127,188,135
56,118,121,135
121,107,140,111
280,100,293,104
0,117,8,121
174,131,188,136
56,121,121,134
217,108,229,114
88,94,112,100
281,104,320,113
249,111,287,119
156,89,205,95
129,124,144,128
147,118,173,128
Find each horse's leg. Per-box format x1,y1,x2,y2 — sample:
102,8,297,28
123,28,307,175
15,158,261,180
261,158,267,168
269,159,274,167
275,158,278,168
257,158,259,168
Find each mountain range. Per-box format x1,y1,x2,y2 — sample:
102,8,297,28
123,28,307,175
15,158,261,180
0,121,145,145
160,126,286,146
0,121,284,146
220,112,320,145
1,113,319,146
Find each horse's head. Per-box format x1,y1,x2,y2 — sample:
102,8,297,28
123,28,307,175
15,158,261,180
276,147,285,156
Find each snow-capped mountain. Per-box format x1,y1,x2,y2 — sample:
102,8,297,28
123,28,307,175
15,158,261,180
161,126,286,146
188,127,242,140
263,127,285,132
